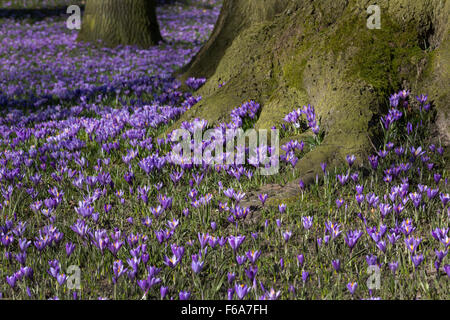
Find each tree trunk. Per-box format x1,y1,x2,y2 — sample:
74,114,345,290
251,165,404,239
174,0,449,188
78,0,163,48
178,0,288,81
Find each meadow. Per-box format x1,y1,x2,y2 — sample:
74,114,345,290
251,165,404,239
0,0,448,300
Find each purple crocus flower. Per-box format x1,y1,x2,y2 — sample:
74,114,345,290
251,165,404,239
411,254,424,269
236,255,247,265
227,288,235,300
332,259,341,272
434,249,448,262
299,180,305,190
112,260,127,283
405,237,421,253
434,173,441,185
6,275,17,288
245,266,258,282
346,155,356,167
376,240,387,253
366,254,378,267
444,265,450,279
179,291,191,300
301,271,309,283
264,287,281,300
18,238,31,252
347,282,357,295
302,216,313,230
56,273,67,285
258,194,268,206
368,155,378,170
283,231,292,242
389,261,399,274
223,188,235,199
66,242,76,257
198,233,210,249
246,250,261,265
336,198,345,209
160,286,168,299
440,193,449,206
228,235,245,252
344,229,362,250
191,256,205,274
297,254,305,268
228,272,236,284
325,221,343,239
235,284,249,300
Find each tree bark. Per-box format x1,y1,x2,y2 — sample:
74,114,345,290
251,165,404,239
78,0,163,48
178,0,288,81
174,0,450,188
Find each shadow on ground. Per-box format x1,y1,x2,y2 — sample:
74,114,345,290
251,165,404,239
0,6,84,20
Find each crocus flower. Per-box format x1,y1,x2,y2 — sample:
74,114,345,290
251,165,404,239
346,154,356,167
434,173,441,185
332,259,341,272
444,265,450,279
440,193,449,206
228,235,245,252
228,272,236,284
302,271,309,283
160,286,168,299
227,288,234,300
376,240,387,253
368,155,378,170
6,275,17,288
366,254,378,267
411,254,424,269
347,282,357,295
299,180,305,190
320,162,327,174
112,260,127,283
191,257,205,274
245,266,258,282
389,261,399,274
66,242,76,257
405,237,421,253
302,216,313,230
336,198,345,209
236,255,247,265
258,193,268,206
434,249,448,262
265,288,281,300
234,284,249,300
283,231,292,242
325,221,342,239
56,273,67,285
297,254,305,267
179,291,191,300
246,250,261,265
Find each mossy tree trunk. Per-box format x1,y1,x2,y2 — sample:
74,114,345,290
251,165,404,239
175,0,449,187
78,0,163,48
178,0,288,80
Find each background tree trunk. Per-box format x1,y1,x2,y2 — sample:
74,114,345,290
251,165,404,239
78,0,163,48
174,0,449,187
